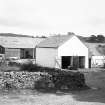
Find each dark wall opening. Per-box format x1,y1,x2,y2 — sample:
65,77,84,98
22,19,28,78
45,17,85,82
62,56,71,69
89,58,91,68
20,48,33,59
61,56,85,69
0,46,5,54
79,56,85,68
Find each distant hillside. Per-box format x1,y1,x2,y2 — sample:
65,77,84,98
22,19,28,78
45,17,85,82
0,33,104,43
0,33,35,38
78,35,105,43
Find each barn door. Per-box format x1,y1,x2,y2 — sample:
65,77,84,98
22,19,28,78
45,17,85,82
79,56,85,68
72,56,79,68
62,56,71,69
89,58,91,68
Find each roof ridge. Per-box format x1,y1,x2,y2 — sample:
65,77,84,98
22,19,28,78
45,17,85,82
37,35,74,48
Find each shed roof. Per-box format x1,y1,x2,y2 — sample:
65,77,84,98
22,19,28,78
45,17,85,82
37,35,73,48
0,36,45,48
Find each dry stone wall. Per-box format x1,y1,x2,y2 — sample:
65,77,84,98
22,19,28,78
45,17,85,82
0,71,47,90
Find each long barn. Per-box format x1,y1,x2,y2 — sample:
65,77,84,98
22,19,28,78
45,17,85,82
36,35,89,69
0,34,44,59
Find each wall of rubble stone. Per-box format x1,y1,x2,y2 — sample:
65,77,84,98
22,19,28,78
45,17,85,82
0,71,47,90
0,71,88,90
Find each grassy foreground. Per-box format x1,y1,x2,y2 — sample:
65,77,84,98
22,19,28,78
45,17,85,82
0,66,105,105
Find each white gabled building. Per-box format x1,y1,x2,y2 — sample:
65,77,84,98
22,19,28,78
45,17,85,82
36,35,89,69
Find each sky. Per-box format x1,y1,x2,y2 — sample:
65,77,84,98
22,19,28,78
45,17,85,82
0,0,105,37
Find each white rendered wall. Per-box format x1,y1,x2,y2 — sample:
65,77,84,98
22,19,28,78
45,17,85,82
36,48,57,68
58,36,89,68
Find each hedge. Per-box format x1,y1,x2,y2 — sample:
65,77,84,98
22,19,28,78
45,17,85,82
35,70,88,90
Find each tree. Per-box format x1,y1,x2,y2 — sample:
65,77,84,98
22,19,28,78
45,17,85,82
97,35,105,43
41,35,47,38
89,35,97,42
67,32,75,35
35,35,47,38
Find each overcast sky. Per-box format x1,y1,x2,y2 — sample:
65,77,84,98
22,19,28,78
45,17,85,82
0,0,105,36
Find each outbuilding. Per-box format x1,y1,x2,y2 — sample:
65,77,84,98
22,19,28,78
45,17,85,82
36,35,89,69
84,42,105,68
0,34,45,59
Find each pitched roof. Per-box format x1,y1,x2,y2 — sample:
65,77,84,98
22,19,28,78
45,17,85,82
37,34,105,57
37,35,74,48
0,36,45,48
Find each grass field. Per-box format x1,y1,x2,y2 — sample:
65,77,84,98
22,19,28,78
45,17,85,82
83,68,105,89
0,88,105,105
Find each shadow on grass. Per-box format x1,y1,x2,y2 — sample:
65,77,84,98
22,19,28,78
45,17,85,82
36,87,105,104
1,87,105,104
35,85,90,95
72,88,105,103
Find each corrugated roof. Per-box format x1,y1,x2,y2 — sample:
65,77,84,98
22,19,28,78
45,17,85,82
37,35,73,48
0,36,45,48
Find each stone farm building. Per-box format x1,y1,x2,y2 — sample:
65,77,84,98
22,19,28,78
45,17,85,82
0,33,44,59
36,35,89,69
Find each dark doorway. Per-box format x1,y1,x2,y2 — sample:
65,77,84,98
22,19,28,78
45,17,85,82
79,56,85,68
62,56,71,69
62,56,85,69
89,58,91,68
73,56,79,68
